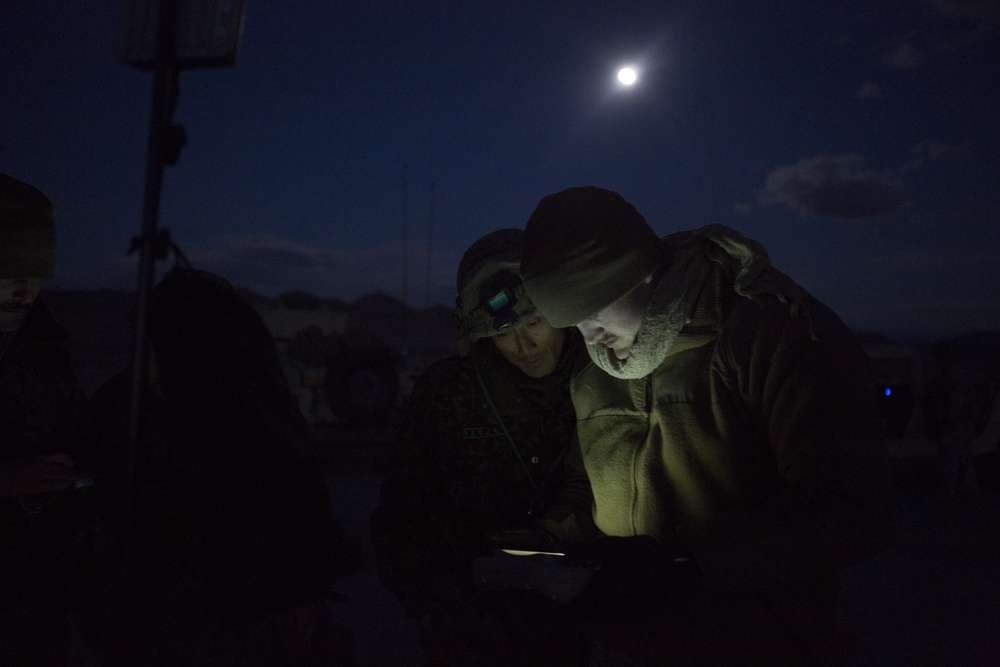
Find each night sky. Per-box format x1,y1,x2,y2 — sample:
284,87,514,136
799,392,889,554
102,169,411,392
2,1,998,340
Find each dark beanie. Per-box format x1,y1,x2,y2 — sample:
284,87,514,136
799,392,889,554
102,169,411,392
520,186,662,328
0,173,56,279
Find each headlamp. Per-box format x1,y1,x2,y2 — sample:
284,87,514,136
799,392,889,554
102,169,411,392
486,288,519,333
459,271,536,341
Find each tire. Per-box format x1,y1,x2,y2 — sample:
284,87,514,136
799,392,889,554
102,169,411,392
325,352,399,424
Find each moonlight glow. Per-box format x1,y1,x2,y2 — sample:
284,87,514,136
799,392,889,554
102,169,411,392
617,67,637,85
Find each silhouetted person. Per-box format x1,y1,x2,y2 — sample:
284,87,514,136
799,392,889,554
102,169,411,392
520,186,890,666
1,172,103,666
89,266,350,666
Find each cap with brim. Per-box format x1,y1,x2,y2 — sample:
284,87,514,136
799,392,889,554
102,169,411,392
457,228,539,341
520,186,662,328
460,264,538,341
0,173,56,279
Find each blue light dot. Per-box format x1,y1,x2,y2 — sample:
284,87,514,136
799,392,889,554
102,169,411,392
884,388,892,397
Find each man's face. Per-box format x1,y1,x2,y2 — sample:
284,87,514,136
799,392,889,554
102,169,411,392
0,279,44,333
574,277,651,360
491,314,566,378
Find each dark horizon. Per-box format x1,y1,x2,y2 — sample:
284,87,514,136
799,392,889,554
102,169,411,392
41,285,1000,348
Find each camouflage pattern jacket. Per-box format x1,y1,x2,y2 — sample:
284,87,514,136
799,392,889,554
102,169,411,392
370,330,595,619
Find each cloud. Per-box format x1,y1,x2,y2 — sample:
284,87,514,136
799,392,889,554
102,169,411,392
871,3,997,77
923,0,1000,19
188,235,338,268
857,81,882,99
900,139,971,171
863,248,994,268
910,139,970,160
178,234,458,307
757,154,907,220
883,41,925,68
239,244,332,270
922,0,1000,52
181,235,395,299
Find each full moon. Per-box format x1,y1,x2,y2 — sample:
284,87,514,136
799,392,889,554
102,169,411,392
617,67,637,85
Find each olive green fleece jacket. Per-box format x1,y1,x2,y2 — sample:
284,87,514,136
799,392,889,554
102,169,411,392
572,237,890,664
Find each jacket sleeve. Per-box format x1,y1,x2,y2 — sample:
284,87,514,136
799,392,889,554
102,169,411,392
681,295,891,590
16,342,94,467
534,431,599,541
369,369,472,619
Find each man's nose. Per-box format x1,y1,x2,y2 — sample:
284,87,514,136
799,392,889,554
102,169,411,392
577,323,603,345
513,330,535,353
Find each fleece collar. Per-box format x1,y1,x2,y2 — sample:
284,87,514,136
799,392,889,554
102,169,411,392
587,224,808,380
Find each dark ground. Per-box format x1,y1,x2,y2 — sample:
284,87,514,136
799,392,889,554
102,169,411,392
321,430,1000,667
838,456,1000,666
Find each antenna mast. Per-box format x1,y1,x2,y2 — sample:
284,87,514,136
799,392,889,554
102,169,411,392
401,163,409,307
424,182,435,308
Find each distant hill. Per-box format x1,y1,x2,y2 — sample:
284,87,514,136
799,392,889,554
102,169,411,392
857,329,1000,381
43,288,458,397
43,288,998,399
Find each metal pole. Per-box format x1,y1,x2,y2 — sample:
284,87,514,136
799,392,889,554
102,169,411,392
117,0,179,645
401,163,409,307
424,182,435,308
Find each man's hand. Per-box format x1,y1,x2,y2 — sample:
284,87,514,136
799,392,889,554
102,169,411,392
0,452,78,498
565,535,700,622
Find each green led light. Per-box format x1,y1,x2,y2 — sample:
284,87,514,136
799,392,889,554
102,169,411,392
488,291,510,312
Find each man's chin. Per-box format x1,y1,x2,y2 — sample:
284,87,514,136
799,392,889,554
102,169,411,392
517,359,556,378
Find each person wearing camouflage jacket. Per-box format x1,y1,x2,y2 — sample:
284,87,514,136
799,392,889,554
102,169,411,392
370,229,597,666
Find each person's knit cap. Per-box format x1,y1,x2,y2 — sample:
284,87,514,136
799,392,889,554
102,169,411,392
0,173,56,279
520,186,662,328
456,228,537,341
